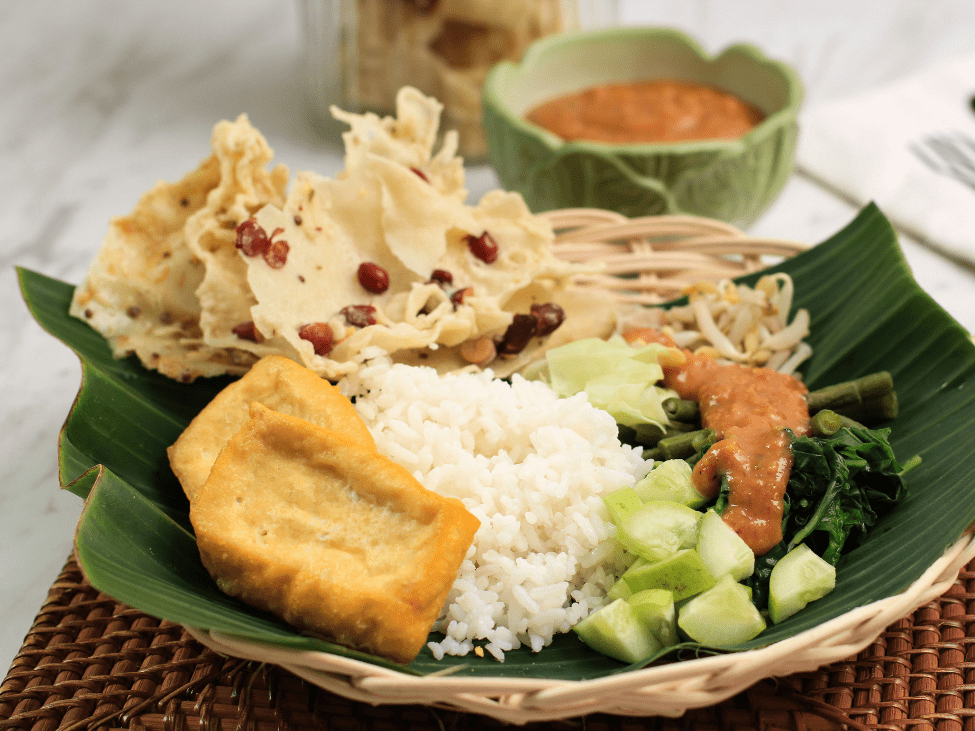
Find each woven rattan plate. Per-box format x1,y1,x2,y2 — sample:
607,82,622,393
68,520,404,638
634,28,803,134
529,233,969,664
2,551,974,731
8,211,975,729
162,211,973,722
541,208,810,304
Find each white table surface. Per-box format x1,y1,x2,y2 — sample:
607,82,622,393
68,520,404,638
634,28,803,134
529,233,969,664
3,0,975,676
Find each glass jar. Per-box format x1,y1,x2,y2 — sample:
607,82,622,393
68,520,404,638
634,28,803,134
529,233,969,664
298,0,619,161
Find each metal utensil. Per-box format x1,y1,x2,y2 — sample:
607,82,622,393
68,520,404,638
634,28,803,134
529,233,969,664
910,131,975,191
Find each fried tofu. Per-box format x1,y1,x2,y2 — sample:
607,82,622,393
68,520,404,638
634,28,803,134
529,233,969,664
168,355,375,501
189,402,480,664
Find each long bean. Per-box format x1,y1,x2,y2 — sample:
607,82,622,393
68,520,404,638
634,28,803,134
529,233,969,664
810,409,842,437
805,371,893,414
644,428,715,461
662,397,700,423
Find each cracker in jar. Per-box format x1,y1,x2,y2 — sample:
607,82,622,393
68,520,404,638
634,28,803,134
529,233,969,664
190,403,480,664
168,355,374,501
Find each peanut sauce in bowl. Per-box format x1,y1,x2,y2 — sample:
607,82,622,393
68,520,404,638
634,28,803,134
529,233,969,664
625,327,810,556
482,27,802,225
525,80,765,145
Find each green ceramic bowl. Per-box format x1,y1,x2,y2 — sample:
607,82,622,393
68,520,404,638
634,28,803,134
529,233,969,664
482,27,803,227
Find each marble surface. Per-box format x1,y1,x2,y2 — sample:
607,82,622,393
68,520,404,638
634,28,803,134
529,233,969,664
3,0,975,677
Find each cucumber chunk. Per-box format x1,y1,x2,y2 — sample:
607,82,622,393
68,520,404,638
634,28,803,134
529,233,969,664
628,589,678,647
606,575,633,602
602,487,643,528
633,459,707,508
618,501,701,561
677,574,767,646
573,598,662,663
622,548,715,601
696,510,755,581
768,543,837,624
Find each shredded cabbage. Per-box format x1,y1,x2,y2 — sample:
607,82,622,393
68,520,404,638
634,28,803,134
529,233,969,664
542,335,680,429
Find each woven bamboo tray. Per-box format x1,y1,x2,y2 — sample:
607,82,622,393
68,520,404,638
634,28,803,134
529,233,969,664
540,208,810,303
3,551,975,731
154,212,975,721
7,211,973,728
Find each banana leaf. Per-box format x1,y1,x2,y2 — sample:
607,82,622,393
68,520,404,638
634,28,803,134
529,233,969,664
19,203,975,680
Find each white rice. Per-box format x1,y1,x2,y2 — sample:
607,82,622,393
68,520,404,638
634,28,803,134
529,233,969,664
340,351,650,661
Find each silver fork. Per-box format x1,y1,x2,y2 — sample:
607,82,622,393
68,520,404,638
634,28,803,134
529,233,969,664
909,131,975,191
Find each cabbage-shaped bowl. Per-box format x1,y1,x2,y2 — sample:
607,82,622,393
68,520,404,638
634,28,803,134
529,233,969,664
482,27,803,226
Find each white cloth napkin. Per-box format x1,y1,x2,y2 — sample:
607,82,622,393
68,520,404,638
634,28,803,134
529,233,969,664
797,53,975,264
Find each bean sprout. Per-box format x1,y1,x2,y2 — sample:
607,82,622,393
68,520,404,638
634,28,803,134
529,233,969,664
617,274,812,376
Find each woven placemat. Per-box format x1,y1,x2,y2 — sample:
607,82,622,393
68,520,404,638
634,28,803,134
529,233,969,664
1,554,972,731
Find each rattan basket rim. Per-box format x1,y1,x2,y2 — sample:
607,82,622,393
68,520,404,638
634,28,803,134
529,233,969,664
11,553,974,731
188,533,975,724
180,210,967,725
539,209,809,304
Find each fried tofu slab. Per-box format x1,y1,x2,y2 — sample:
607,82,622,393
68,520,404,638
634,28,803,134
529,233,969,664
168,355,375,501
189,402,480,664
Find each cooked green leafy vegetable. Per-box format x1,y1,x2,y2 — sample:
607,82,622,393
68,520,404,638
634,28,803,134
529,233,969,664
784,425,916,563
745,424,916,611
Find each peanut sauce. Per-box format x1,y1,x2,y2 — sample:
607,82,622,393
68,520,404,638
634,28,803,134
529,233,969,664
526,80,765,145
625,328,809,555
